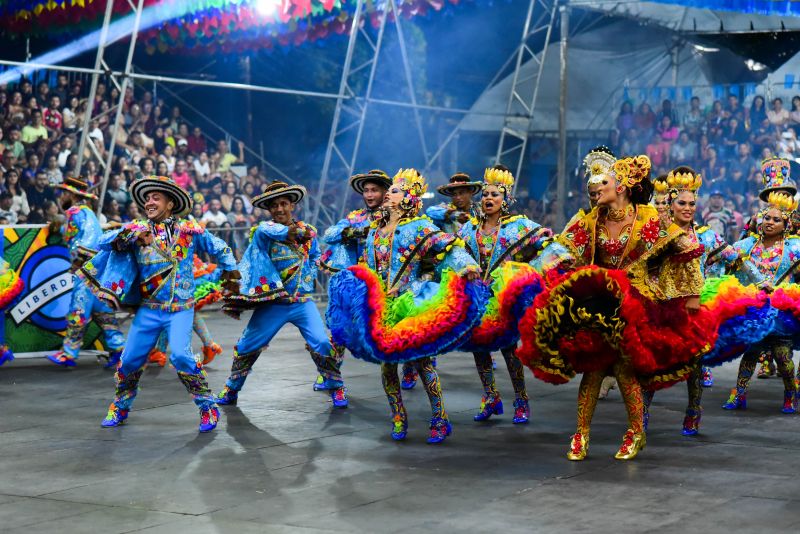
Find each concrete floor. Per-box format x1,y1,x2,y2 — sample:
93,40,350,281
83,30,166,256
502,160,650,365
2,309,800,533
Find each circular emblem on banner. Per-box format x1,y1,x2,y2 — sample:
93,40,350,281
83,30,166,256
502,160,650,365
17,245,72,331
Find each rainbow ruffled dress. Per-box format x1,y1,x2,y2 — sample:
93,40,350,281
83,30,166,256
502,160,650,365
0,260,24,365
327,216,488,364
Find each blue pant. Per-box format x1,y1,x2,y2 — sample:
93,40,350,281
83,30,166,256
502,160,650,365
120,307,198,374
63,278,125,359
225,300,342,391
111,307,215,412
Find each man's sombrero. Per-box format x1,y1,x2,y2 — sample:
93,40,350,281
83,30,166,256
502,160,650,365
130,175,193,217
252,180,306,210
437,172,482,197
349,169,391,194
759,157,797,202
54,176,98,200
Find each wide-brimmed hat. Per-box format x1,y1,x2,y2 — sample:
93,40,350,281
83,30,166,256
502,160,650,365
252,180,306,210
437,172,482,197
350,169,391,194
759,157,797,202
54,176,98,200
130,175,193,217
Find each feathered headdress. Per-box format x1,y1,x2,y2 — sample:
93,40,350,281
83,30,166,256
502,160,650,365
583,146,616,185
611,155,651,189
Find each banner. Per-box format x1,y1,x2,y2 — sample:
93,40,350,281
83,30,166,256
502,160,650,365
2,225,107,357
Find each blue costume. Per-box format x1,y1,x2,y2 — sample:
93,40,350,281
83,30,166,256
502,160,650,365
319,208,374,272
80,216,238,429
425,202,479,236
48,204,125,366
458,213,569,424
217,219,346,406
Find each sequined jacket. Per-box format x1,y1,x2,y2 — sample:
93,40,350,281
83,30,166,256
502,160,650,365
560,204,705,300
731,234,800,287
364,215,479,298
458,215,571,280
694,225,739,279
426,202,479,235
80,218,237,311
232,220,321,305
62,204,103,262
320,208,375,272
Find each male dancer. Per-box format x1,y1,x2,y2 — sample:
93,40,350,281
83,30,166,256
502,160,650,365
217,181,348,408
316,170,391,391
47,176,125,368
80,175,240,432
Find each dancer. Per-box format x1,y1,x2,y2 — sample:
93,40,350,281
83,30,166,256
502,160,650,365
80,175,240,432
652,174,671,226
317,170,391,390
648,167,739,435
147,255,224,367
0,260,24,366
722,158,800,414
327,168,485,443
217,181,348,409
47,176,125,368
518,155,708,461
458,166,567,424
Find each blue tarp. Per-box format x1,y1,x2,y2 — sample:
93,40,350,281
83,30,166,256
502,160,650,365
652,0,800,16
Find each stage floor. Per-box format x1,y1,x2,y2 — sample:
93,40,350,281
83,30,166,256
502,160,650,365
2,309,800,533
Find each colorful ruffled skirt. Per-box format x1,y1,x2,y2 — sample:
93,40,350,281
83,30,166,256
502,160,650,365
193,256,223,311
326,265,488,364
517,266,718,391
458,262,545,353
0,260,25,364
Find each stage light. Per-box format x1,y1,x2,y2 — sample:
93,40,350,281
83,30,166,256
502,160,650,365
745,59,767,71
692,44,720,53
255,0,281,16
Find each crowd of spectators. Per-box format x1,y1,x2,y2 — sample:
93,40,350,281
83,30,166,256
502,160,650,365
0,73,277,258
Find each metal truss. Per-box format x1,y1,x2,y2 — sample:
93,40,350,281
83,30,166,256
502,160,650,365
495,0,559,194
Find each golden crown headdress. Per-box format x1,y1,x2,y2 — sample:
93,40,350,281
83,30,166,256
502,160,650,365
483,167,515,190
611,155,651,189
393,168,427,198
583,146,616,185
766,191,798,215
653,179,669,195
666,170,702,193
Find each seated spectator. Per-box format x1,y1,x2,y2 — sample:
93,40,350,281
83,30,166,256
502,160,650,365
57,136,75,169
200,198,227,227
187,126,207,155
102,198,122,224
620,127,643,155
139,156,155,176
706,100,726,129
159,144,176,173
682,96,704,139
5,169,29,222
193,151,210,178
768,97,790,128
122,201,141,222
748,95,767,129
657,116,679,143
702,190,736,241
646,132,670,169
21,109,48,146
634,102,656,135
26,171,55,207
729,142,757,185
106,173,130,206
171,158,193,190
42,95,62,137
44,155,63,185
216,139,245,173
0,191,18,224
227,195,254,258
7,127,24,159
670,131,696,166
657,99,679,125
220,180,238,212
616,101,634,132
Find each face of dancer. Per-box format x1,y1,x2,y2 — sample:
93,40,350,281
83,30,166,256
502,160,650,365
671,191,696,226
362,182,387,210
481,185,504,217
587,183,601,208
58,190,76,210
143,191,174,223
762,207,786,239
451,187,474,211
384,183,405,212
594,173,626,207
653,194,669,216
268,196,295,225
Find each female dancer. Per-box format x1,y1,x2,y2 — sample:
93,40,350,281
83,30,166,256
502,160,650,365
648,168,739,435
327,169,485,444
458,167,568,424
518,155,708,461
722,158,800,414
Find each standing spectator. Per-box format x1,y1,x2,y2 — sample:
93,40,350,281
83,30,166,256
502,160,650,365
42,95,63,137
634,102,656,134
21,110,48,146
683,96,704,139
768,97,790,128
187,126,207,155
25,171,56,207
